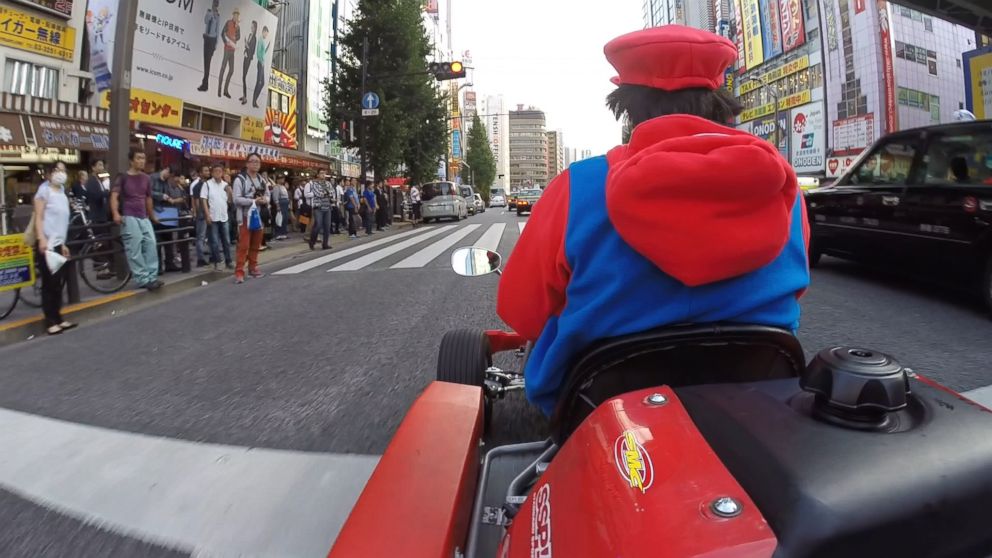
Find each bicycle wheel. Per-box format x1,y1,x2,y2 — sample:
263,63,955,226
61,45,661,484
79,238,131,293
0,288,18,320
18,273,43,307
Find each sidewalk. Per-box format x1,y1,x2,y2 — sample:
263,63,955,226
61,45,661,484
0,223,412,346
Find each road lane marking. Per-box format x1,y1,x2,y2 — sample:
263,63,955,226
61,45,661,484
518,222,526,234
391,225,481,269
963,385,992,409
0,406,377,558
329,226,457,271
274,227,434,275
473,223,506,253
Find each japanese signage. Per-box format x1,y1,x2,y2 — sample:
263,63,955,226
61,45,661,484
85,0,116,92
307,0,331,134
264,68,297,148
779,0,805,52
0,113,27,155
0,5,76,61
790,104,825,173
759,0,783,61
963,46,992,120
740,0,764,70
100,88,183,127
0,145,78,163
241,116,265,142
0,234,34,293
832,114,874,157
31,117,110,151
189,133,322,169
740,89,812,122
452,130,462,159
739,55,810,94
464,91,477,112
125,0,279,121
877,0,897,134
751,113,790,157
732,0,746,72
11,0,73,19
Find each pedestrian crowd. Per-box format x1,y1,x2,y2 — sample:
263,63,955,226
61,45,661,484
30,151,400,334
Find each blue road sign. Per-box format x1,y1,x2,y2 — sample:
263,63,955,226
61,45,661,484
361,92,380,110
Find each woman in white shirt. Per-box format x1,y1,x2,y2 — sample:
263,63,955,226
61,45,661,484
33,161,77,335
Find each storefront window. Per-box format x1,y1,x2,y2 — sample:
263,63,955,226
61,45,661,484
182,107,200,129
224,116,240,136
201,110,224,134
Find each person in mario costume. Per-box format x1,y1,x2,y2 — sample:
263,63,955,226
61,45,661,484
496,25,810,416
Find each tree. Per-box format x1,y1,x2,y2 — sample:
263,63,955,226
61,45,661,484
323,0,447,183
465,114,496,202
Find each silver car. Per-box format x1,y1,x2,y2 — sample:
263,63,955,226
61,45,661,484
421,181,468,222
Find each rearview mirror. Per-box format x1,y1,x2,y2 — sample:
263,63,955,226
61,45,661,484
451,247,502,277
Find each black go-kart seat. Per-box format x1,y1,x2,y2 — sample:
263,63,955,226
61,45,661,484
550,323,806,442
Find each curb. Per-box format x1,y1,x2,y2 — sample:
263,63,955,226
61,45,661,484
0,221,416,347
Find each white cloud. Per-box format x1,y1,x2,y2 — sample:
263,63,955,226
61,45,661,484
448,0,642,156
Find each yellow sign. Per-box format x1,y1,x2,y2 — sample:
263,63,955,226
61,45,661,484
241,116,265,143
0,6,75,61
966,50,992,120
740,0,764,70
100,88,183,127
0,234,35,293
740,89,812,122
739,55,811,94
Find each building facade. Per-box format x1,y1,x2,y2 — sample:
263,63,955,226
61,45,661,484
545,130,564,180
484,94,510,191
643,0,715,31
509,105,548,188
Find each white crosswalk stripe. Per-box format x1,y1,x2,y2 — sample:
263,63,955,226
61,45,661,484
518,222,526,234
473,223,506,253
328,226,457,271
391,225,481,269
273,227,434,275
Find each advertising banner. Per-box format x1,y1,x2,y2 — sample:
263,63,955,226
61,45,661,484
85,0,116,92
740,89,812,122
0,234,34,293
779,0,805,52
759,0,783,61
963,46,992,120
739,55,809,94
752,113,789,158
131,0,279,121
832,114,874,156
0,113,27,155
100,87,183,127
308,0,331,134
11,0,73,19
790,104,825,173
241,116,265,142
0,4,76,61
732,0,747,72
741,0,764,69
31,117,109,151
424,0,438,16
265,68,298,148
452,130,462,159
876,0,897,134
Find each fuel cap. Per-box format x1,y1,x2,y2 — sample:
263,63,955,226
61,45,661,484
801,347,910,414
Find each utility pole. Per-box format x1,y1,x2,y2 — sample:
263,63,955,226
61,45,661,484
359,36,369,185
109,0,138,178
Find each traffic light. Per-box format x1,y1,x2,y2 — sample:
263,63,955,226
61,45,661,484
429,61,466,81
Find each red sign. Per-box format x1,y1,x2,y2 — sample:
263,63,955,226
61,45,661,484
854,0,865,14
877,0,898,134
779,0,806,52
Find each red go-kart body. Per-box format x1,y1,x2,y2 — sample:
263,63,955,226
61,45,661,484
330,328,992,558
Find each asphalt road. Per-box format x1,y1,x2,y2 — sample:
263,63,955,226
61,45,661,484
0,207,989,557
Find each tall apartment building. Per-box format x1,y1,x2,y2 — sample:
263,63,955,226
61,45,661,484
643,0,715,31
545,130,564,179
509,105,548,188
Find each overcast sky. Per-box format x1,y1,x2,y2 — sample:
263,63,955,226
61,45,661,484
445,0,643,155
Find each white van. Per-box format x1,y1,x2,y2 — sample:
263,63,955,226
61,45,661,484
421,181,468,222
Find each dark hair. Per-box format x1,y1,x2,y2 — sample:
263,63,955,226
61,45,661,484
606,85,743,129
90,159,106,169
127,148,144,162
44,161,65,173
246,152,262,163
164,164,180,176
210,162,224,171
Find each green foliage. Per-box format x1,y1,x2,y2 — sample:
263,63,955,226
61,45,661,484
465,114,496,201
323,0,447,182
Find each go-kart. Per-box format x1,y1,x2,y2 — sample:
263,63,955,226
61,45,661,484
330,247,992,558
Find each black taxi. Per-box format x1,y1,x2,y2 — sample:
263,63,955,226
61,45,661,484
805,121,992,313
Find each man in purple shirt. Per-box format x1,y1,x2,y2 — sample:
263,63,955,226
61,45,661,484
111,149,162,290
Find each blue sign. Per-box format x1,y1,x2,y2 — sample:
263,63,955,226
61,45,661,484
156,133,186,150
452,130,462,159
361,92,380,110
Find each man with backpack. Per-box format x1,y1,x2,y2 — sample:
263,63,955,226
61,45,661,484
232,152,268,284
305,168,333,250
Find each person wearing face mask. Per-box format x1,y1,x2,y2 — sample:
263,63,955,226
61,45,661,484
33,161,77,335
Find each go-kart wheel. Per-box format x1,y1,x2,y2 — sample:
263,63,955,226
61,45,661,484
437,329,493,429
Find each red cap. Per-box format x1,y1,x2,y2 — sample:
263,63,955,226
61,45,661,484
605,25,737,91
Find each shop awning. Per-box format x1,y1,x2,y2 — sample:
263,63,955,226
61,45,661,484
0,111,84,164
146,126,333,170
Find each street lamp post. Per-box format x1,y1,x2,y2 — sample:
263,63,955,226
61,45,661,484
749,75,780,152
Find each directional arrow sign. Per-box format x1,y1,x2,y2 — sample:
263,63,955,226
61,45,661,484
361,92,380,110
